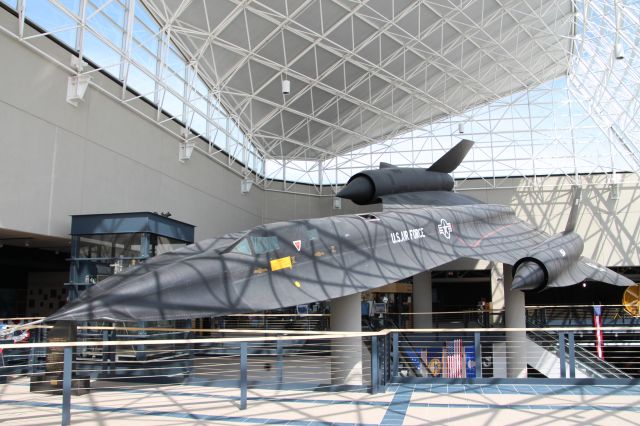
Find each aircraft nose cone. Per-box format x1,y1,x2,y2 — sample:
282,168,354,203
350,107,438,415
337,176,374,204
48,254,235,322
512,261,546,291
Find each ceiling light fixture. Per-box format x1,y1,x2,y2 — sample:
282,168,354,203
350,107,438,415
614,0,625,60
282,79,291,95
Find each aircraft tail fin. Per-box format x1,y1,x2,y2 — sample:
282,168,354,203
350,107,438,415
379,162,397,169
565,185,582,233
549,256,634,288
427,139,474,173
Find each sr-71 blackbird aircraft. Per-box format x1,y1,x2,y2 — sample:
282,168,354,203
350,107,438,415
48,139,632,322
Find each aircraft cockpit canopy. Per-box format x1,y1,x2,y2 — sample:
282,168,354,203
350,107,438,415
225,224,321,257
226,233,280,256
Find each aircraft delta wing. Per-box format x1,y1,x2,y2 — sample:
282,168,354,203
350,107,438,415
47,140,632,323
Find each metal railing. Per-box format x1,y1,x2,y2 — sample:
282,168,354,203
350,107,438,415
526,304,640,326
2,322,640,425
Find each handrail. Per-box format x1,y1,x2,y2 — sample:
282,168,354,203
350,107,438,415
2,326,639,350
526,326,632,379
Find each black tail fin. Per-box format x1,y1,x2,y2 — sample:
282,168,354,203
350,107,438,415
379,162,398,169
565,184,582,233
427,139,474,173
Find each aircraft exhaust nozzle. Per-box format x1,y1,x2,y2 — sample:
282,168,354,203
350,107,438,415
512,261,546,291
336,140,473,205
511,232,584,292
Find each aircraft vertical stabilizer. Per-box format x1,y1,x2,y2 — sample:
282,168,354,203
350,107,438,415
427,139,474,173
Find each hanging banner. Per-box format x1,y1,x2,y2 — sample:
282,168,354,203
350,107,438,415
421,347,443,377
465,345,476,378
593,304,604,360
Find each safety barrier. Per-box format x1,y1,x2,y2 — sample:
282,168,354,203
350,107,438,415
2,321,640,425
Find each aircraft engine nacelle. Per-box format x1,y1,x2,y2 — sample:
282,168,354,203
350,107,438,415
337,168,454,205
511,232,584,291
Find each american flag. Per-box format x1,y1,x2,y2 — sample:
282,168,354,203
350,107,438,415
444,339,466,378
593,305,604,360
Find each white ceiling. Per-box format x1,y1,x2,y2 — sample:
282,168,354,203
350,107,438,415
141,0,575,161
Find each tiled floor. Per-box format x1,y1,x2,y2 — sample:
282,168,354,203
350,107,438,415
2,378,640,425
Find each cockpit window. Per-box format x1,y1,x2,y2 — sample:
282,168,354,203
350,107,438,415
229,238,252,255
226,234,280,256
250,236,279,255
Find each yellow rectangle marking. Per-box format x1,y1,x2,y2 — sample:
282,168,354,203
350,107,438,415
270,256,292,271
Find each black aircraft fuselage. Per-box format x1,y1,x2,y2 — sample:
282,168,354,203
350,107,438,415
47,140,632,322
220,205,516,312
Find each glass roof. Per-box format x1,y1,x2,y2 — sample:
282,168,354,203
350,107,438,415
2,0,639,190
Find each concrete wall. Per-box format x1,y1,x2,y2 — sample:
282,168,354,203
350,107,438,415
459,175,640,266
0,11,263,240
0,9,638,268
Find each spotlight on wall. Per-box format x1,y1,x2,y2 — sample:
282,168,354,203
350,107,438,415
66,75,91,107
241,178,253,194
66,55,91,107
179,129,194,162
179,141,194,162
614,41,625,60
458,122,465,134
611,172,621,200
282,79,291,95
333,197,342,210
611,182,621,200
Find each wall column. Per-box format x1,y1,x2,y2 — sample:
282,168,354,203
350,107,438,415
504,264,528,378
412,271,432,328
330,293,362,385
490,262,505,326
490,263,506,377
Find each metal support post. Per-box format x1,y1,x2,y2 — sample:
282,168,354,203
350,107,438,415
136,321,147,361
69,236,80,301
100,330,111,375
28,328,39,374
568,332,576,379
383,334,390,386
474,332,481,378
240,342,247,410
276,339,284,385
559,333,566,378
392,332,399,378
140,233,150,259
61,347,72,426
371,336,379,394
17,0,25,38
